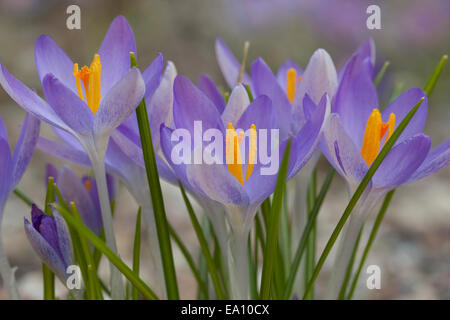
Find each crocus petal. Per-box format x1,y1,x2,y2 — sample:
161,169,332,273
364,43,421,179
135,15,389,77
148,61,177,151
34,35,76,94
57,166,102,235
0,139,12,206
198,74,225,114
215,38,250,88
236,95,276,131
373,134,431,188
0,116,8,142
94,67,145,137
320,113,368,187
11,113,40,187
98,15,137,94
24,218,67,280
143,53,164,102
276,60,302,91
333,55,378,148
250,57,291,139
45,163,59,182
338,38,375,81
43,74,94,136
292,49,337,132
0,62,69,131
37,137,91,167
173,75,225,135
221,84,250,127
382,88,428,143
53,209,73,267
288,94,330,180
407,138,450,183
186,162,249,206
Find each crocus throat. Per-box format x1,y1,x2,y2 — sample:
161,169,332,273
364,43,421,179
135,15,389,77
286,68,302,104
225,123,257,185
73,54,101,114
361,109,396,166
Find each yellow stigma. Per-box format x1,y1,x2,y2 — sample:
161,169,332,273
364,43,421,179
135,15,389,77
225,123,258,185
360,109,396,166
84,179,92,191
286,68,302,104
73,54,101,114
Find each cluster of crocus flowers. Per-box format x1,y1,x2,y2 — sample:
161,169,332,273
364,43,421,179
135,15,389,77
0,13,448,301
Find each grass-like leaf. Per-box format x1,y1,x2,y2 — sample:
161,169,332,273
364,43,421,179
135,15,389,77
54,204,159,300
423,54,448,96
130,52,179,299
132,207,142,300
43,177,56,300
260,138,292,299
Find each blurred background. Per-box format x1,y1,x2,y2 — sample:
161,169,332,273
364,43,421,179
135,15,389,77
0,0,449,299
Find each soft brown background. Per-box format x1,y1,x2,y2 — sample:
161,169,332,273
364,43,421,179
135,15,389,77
0,0,449,299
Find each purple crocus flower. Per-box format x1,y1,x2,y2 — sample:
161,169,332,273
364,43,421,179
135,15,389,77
322,52,450,296
0,113,40,299
0,15,146,297
24,204,73,287
45,164,115,235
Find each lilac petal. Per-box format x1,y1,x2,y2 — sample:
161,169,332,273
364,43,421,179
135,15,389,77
34,35,76,94
0,139,12,204
276,60,302,91
0,116,8,142
37,137,91,167
320,114,368,186
292,49,337,133
31,204,60,256
43,74,94,136
198,74,225,114
98,16,137,94
143,53,164,103
338,39,376,81
250,57,291,139
24,218,67,280
382,88,427,143
221,84,250,127
236,95,276,131
173,75,225,135
52,209,73,267
186,162,249,206
57,166,102,235
52,127,83,150
11,113,40,187
333,55,378,148
160,124,191,188
407,138,450,183
45,163,59,183
94,67,145,137
148,61,177,151
0,62,69,131
215,38,251,88
287,94,330,180
373,134,431,188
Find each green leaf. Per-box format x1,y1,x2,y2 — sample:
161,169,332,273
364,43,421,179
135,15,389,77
283,168,335,299
54,204,159,300
374,61,390,87
304,169,317,299
43,177,56,300
260,138,292,299
338,226,363,299
346,189,394,300
179,182,226,299
423,54,448,96
13,188,33,206
130,52,179,299
132,207,142,300
302,97,425,299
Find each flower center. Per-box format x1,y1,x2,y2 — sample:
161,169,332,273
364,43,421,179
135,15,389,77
286,68,302,103
360,109,396,166
225,123,257,185
73,54,102,114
